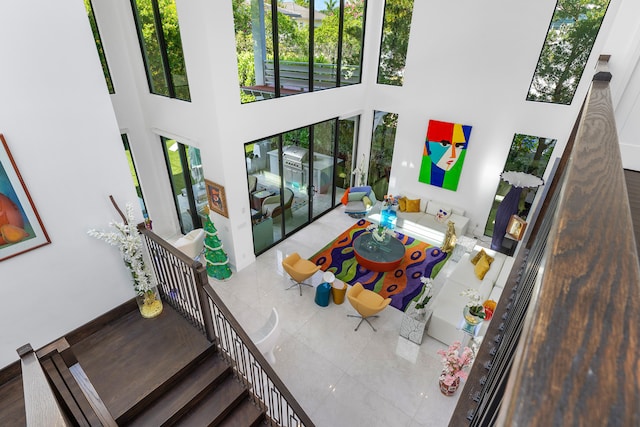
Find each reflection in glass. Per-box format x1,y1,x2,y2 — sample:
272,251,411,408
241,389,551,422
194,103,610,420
526,0,610,104
484,134,556,237
377,0,414,86
162,137,205,234
369,111,398,198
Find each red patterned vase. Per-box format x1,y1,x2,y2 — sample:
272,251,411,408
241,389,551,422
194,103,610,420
439,376,460,396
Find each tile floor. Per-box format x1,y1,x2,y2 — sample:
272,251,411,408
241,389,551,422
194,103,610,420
211,208,464,427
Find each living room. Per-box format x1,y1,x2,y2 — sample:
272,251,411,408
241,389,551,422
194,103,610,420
1,0,640,424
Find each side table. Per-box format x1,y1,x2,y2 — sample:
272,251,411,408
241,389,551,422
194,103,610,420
400,301,432,344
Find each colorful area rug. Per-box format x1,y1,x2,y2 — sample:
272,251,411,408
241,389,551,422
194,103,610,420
310,219,449,312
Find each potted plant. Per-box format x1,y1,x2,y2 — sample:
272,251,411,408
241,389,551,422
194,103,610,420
88,196,163,319
437,341,475,395
460,288,486,325
413,276,433,319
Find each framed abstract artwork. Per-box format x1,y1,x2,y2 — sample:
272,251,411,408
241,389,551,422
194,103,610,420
506,214,527,241
418,120,473,191
205,179,228,218
0,134,50,261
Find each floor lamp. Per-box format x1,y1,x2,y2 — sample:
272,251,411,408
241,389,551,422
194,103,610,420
491,171,543,251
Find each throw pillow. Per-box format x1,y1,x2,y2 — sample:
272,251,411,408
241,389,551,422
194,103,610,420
348,191,367,202
405,198,421,212
362,195,372,209
471,249,494,265
398,197,407,212
435,208,452,223
474,255,491,280
340,188,350,206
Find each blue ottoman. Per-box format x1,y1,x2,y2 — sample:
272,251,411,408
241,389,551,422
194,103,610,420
315,282,331,307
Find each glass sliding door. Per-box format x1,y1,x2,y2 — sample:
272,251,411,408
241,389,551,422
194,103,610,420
311,119,336,218
369,111,397,198
161,137,206,234
246,117,348,254
335,115,359,205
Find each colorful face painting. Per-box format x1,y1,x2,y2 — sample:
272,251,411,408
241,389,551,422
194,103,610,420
418,120,472,191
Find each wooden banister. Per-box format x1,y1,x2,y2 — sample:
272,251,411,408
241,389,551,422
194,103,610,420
17,344,70,427
450,56,640,426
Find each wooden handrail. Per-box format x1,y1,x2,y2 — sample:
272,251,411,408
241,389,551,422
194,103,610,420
498,57,640,426
450,57,640,426
17,344,70,427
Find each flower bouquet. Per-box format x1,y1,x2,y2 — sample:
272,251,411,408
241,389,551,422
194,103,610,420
460,288,486,322
88,196,163,318
366,223,395,243
437,341,475,395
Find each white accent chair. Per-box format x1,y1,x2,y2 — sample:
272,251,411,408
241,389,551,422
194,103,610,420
252,308,281,364
173,228,205,259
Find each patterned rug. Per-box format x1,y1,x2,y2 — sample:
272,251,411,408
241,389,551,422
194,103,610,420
310,219,450,312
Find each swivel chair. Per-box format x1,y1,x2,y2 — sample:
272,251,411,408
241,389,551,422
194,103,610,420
282,252,321,296
251,307,280,364
347,282,391,331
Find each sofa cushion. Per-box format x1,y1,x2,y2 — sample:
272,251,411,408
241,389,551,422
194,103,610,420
471,249,494,266
435,207,452,223
426,200,465,216
348,191,367,201
405,198,421,212
398,197,407,212
362,195,373,209
350,185,371,194
474,255,491,280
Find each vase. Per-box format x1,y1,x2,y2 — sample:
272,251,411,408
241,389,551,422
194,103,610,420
439,376,460,396
463,306,483,326
136,286,163,319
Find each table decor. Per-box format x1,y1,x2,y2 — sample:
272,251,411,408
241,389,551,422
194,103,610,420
437,341,475,396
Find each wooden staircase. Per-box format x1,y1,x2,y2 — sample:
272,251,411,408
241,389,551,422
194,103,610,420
1,301,268,426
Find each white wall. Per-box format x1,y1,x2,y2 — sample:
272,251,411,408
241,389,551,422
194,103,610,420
2,0,636,368
0,1,143,367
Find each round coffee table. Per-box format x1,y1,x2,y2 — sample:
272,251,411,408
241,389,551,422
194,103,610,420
353,232,405,272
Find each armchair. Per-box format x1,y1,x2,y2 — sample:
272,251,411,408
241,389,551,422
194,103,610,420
341,186,377,218
173,228,205,260
346,282,391,331
282,252,321,295
248,175,258,193
251,307,280,364
262,188,294,219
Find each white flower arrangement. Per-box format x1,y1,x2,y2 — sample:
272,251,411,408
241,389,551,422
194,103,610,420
415,276,433,310
88,201,154,296
366,223,396,241
460,288,485,318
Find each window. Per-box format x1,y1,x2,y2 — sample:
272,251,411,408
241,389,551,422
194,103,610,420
121,134,148,218
84,0,114,93
484,134,557,237
233,0,367,103
368,111,398,197
377,0,414,86
130,0,190,101
526,0,611,105
161,138,205,234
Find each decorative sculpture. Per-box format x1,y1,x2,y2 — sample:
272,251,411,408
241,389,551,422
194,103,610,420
441,220,457,253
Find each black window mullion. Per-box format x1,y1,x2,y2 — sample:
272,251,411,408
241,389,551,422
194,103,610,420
177,144,200,229
309,1,314,92
336,0,345,87
150,0,176,98
271,1,280,98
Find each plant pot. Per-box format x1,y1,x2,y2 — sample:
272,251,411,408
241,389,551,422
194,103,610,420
136,286,163,319
439,376,460,396
463,306,484,326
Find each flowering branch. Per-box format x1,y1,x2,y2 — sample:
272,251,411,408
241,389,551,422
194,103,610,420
437,341,475,386
88,199,153,296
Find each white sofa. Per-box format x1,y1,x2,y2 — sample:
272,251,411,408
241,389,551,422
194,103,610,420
368,197,470,245
427,248,512,345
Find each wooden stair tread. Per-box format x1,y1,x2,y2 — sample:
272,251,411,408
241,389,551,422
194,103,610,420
0,375,26,427
125,353,231,426
175,376,248,426
217,399,266,427
71,304,211,419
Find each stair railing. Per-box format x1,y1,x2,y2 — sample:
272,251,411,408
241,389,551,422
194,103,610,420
139,225,315,427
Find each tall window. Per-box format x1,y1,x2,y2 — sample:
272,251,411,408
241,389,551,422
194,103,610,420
526,0,611,104
377,0,414,86
131,0,191,101
368,111,398,197
484,134,557,237
84,0,114,93
122,134,148,217
233,0,367,103
161,138,205,234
